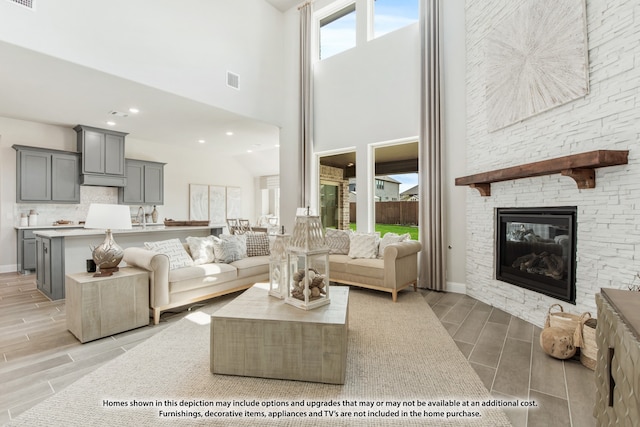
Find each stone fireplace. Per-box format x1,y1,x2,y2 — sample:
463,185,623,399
462,0,638,328
496,207,577,304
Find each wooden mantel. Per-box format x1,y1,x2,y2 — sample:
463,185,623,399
455,150,629,196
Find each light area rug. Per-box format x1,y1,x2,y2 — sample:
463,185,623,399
10,287,511,426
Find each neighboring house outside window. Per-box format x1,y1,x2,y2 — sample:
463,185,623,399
349,176,401,202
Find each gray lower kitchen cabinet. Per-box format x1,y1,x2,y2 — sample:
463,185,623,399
13,145,80,203
118,159,165,205
75,125,128,187
18,227,82,274
35,235,65,300
17,229,37,273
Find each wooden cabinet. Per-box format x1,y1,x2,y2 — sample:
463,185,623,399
594,289,640,426
17,229,37,273
35,235,65,300
118,159,165,205
13,145,80,203
75,125,128,187
18,227,82,274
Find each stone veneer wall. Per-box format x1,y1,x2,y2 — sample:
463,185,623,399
464,0,640,327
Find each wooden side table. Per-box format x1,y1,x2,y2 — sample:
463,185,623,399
66,267,149,343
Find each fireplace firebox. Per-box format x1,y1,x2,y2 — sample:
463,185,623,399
496,207,576,304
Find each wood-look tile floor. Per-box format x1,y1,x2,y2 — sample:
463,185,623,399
0,273,596,426
424,290,596,427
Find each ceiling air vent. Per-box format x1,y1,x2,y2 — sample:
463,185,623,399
6,0,35,10
226,71,240,90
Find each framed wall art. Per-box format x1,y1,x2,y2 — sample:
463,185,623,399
485,0,589,131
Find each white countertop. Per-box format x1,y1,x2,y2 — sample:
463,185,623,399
15,224,85,230
33,225,224,238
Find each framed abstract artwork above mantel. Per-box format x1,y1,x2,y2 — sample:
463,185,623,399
485,0,589,132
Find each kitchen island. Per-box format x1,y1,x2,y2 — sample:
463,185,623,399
33,225,224,300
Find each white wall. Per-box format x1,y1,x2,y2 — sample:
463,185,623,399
310,1,468,287
0,0,285,125
314,22,421,232
0,117,257,273
464,0,640,326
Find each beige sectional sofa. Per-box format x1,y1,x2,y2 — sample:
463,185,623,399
124,231,421,324
123,236,270,324
329,240,422,301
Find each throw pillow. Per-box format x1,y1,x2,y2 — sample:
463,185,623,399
348,233,379,259
325,228,352,254
218,234,247,258
246,232,270,257
377,232,411,258
211,236,245,263
185,235,215,265
144,238,194,270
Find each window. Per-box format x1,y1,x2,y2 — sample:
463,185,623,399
319,3,356,60
376,179,384,190
373,0,419,38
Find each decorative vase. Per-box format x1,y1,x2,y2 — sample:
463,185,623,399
151,206,158,223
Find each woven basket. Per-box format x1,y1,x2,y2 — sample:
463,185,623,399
544,304,586,340
577,318,598,370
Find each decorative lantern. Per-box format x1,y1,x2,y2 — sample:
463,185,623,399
285,210,330,310
268,232,290,299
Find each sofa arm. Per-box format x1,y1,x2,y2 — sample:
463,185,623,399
123,247,170,307
383,240,422,290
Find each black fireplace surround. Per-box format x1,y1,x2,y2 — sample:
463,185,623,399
496,207,577,304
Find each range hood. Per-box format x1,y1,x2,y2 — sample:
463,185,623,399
75,125,128,187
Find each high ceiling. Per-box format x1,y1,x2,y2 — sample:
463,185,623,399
0,40,280,176
265,0,302,12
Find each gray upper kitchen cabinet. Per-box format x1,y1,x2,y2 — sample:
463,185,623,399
13,145,80,203
75,125,128,187
118,159,165,205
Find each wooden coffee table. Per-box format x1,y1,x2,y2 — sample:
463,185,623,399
210,285,349,384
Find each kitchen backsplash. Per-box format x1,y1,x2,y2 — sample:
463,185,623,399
14,186,154,226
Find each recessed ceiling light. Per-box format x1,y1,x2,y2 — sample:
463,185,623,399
198,139,205,144
247,149,253,153
106,121,116,126
129,107,140,114
226,131,234,136
275,144,280,148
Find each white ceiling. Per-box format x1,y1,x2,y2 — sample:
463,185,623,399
0,40,280,176
265,0,302,12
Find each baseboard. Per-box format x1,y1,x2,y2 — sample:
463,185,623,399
0,264,18,274
445,281,466,294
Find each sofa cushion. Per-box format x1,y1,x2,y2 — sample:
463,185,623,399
325,228,352,254
218,234,248,258
348,233,379,259
212,237,245,263
145,238,194,270
329,254,351,274
377,232,411,258
231,255,270,279
168,263,238,293
185,235,215,265
246,232,270,257
345,258,385,279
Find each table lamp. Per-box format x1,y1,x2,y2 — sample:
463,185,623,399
84,203,132,277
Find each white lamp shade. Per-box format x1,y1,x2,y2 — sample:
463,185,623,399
84,204,132,230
